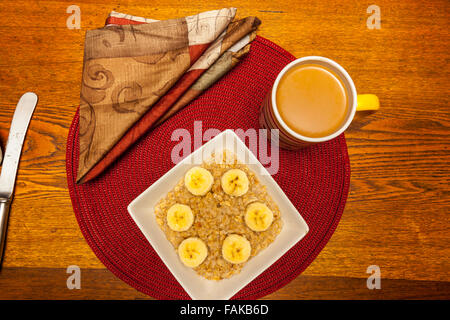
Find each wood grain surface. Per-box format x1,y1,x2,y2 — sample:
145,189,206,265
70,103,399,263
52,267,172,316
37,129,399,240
0,0,448,299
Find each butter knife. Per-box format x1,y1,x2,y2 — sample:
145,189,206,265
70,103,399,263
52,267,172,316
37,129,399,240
0,92,38,266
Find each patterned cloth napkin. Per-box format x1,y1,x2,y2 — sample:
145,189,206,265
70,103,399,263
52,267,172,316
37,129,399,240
77,8,260,183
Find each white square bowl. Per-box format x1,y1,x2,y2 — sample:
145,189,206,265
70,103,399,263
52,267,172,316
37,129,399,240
127,129,309,300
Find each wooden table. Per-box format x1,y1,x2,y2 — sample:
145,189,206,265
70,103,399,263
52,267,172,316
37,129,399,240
0,0,448,300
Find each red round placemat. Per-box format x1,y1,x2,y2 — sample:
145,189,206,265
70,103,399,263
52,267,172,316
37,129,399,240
66,36,350,300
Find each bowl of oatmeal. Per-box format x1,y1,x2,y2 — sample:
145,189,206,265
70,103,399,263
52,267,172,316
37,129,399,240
128,130,309,300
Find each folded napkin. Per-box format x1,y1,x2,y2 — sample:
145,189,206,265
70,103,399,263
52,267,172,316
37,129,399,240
77,8,261,183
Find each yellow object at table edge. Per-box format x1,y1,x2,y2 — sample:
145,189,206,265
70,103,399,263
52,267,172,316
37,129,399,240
356,94,380,111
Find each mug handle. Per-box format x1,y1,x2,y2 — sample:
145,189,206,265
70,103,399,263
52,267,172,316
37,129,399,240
356,94,379,111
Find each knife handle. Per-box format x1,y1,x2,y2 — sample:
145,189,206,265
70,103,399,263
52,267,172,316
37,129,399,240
0,198,11,266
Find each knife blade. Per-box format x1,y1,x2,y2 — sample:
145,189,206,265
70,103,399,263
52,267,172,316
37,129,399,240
0,92,38,265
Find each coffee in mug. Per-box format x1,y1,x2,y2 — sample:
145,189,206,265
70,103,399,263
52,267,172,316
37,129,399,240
259,56,379,149
276,63,349,138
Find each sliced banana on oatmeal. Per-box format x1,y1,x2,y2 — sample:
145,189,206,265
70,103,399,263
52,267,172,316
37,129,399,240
221,169,249,196
167,204,194,232
222,234,251,264
245,202,274,232
184,166,214,196
178,237,208,268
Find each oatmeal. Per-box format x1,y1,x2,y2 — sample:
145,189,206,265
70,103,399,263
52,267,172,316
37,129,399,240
154,151,283,280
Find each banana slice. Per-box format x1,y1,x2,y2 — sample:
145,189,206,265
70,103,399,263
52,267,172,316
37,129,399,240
245,202,274,232
221,169,249,196
222,234,251,264
184,166,214,196
167,204,194,232
178,237,208,268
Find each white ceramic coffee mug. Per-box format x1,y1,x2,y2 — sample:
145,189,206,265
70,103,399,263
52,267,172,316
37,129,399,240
259,56,379,149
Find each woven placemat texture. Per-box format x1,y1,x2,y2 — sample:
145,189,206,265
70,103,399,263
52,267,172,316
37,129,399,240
66,36,351,300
